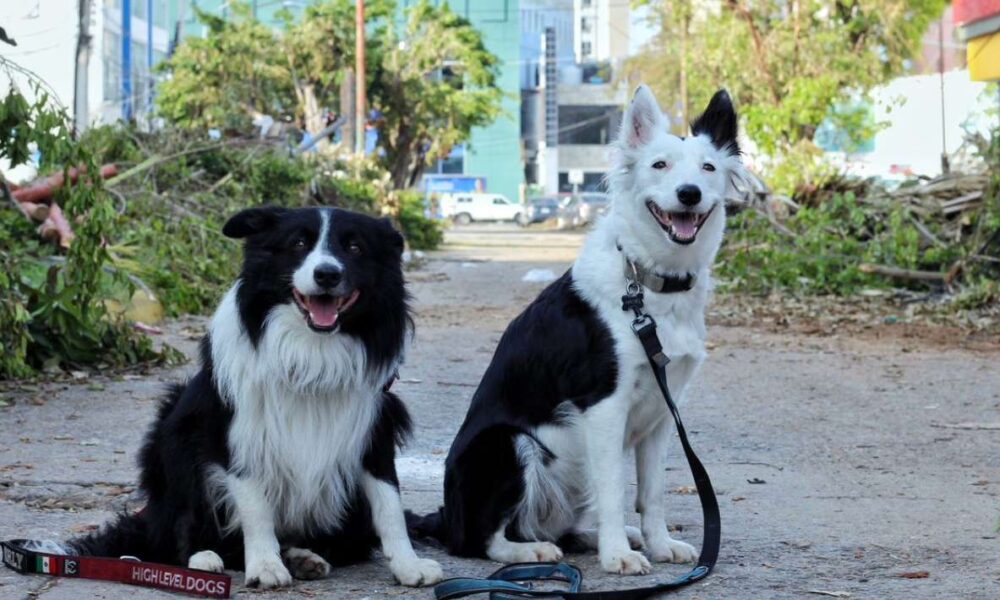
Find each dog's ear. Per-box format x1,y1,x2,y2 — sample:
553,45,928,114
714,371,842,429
222,206,288,239
380,217,405,256
691,89,739,156
622,85,665,149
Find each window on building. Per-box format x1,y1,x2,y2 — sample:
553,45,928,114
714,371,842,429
131,40,148,111
436,144,464,175
103,30,121,102
580,17,591,33
581,41,592,57
154,0,168,28
133,0,146,20
581,0,593,7
558,105,622,145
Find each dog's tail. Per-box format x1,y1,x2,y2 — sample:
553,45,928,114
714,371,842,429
67,511,152,559
405,507,446,546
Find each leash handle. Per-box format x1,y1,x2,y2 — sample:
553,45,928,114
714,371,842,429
435,563,583,599
1,540,232,598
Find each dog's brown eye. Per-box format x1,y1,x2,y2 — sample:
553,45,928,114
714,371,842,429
348,242,362,255
702,163,716,172
652,160,668,170
292,238,307,249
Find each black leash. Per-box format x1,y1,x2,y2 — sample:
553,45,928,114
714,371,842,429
433,263,721,599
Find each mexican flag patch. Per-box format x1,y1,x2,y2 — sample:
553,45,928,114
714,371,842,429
36,555,57,574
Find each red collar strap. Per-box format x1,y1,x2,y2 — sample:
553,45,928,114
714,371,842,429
2,539,231,598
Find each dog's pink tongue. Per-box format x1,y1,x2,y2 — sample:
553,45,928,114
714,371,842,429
308,297,339,328
672,213,698,238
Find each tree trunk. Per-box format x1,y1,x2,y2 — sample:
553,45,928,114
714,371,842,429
74,0,93,133
300,84,327,150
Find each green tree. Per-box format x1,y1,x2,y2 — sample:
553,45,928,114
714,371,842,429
155,0,503,191
280,0,393,137
156,4,292,130
630,0,948,193
370,0,503,188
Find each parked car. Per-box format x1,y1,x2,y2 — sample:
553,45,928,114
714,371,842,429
525,196,560,224
556,192,610,228
439,193,525,225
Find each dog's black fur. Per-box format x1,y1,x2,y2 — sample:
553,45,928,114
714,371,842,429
407,271,617,556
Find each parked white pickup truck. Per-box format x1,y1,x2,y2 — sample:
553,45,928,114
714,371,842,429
440,193,527,226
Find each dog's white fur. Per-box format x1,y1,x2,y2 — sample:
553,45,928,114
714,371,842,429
489,86,745,574
203,280,438,588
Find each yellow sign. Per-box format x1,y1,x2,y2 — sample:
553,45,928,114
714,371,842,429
968,30,1000,81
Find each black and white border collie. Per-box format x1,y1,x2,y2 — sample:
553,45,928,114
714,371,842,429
70,206,442,589
409,87,747,575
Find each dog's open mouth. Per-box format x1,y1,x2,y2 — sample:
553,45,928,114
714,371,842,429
646,201,715,245
292,289,360,332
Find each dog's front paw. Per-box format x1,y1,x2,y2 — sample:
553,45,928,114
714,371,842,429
601,549,652,575
245,553,293,589
389,556,443,587
188,550,224,573
647,536,698,564
283,547,331,580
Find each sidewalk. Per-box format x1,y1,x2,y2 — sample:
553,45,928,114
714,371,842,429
1,226,997,598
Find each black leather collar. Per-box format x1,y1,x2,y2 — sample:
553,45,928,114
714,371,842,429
617,244,696,294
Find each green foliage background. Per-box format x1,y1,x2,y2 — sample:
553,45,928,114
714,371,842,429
0,79,168,378
630,0,950,194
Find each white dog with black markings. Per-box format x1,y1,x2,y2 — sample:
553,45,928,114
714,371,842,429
409,86,747,575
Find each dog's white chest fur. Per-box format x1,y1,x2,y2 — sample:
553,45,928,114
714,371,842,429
210,285,384,535
573,220,709,444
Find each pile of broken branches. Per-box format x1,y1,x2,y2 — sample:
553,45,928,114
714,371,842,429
755,171,998,289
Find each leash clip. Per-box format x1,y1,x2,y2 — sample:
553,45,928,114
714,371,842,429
631,314,653,332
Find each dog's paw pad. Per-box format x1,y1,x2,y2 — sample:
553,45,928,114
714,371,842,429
625,526,645,550
245,553,293,589
390,557,443,587
601,549,652,575
647,537,698,564
283,547,331,580
187,550,224,573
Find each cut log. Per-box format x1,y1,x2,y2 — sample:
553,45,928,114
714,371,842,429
38,203,75,249
12,164,118,204
19,201,50,221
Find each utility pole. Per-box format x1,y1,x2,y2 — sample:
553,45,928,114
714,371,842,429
938,15,949,175
341,70,356,152
73,0,93,133
355,0,366,156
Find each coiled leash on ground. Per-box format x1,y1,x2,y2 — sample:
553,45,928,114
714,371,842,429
434,263,721,599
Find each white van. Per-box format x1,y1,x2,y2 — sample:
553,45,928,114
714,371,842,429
440,193,526,226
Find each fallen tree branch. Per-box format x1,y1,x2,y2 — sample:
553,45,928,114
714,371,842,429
858,263,946,284
105,142,234,188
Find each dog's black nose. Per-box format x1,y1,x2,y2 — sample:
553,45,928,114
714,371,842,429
314,264,343,288
676,185,702,206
